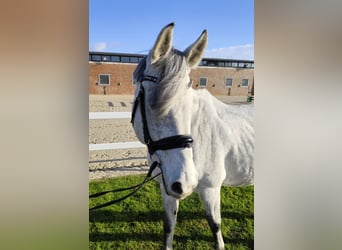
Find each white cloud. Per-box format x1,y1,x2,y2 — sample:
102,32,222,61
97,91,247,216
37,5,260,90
92,42,107,52
205,44,254,60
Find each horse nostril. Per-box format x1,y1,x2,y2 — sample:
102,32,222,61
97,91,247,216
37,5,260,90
171,182,183,195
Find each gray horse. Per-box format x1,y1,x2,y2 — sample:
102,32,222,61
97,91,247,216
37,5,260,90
132,23,254,250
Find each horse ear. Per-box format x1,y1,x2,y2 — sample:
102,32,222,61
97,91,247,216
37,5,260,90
151,23,175,64
184,30,208,68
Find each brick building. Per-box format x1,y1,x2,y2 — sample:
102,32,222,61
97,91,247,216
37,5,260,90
89,52,254,97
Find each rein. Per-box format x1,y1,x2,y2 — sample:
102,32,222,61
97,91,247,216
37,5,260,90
89,75,193,211
89,162,160,211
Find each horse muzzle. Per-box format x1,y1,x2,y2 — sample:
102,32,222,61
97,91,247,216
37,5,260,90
168,180,197,200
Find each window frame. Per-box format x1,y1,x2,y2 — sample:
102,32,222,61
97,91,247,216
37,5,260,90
198,77,208,87
121,56,130,63
225,78,233,88
129,57,139,63
240,78,249,88
91,55,101,61
102,55,110,62
231,62,238,67
98,74,110,86
110,55,120,62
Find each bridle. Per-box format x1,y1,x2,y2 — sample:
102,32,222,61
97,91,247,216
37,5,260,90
89,75,193,211
131,75,194,155
130,75,194,193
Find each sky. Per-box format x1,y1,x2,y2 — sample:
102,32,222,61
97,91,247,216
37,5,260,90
89,0,254,60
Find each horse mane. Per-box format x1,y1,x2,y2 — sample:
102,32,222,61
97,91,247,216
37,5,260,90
133,48,189,118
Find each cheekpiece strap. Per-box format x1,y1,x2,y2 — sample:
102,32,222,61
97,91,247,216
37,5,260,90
131,78,193,156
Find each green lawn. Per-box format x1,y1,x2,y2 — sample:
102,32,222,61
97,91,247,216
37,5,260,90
89,175,254,249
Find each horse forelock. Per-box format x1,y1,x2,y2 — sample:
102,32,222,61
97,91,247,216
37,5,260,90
133,49,190,118
153,49,189,117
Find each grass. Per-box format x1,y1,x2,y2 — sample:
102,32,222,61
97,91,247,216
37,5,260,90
89,175,254,250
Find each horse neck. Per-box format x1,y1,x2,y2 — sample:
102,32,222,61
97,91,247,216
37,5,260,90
190,89,217,122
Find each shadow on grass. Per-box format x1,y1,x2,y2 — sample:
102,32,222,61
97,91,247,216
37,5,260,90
90,209,161,223
89,209,253,248
90,230,253,249
89,209,253,223
89,232,162,242
89,182,253,248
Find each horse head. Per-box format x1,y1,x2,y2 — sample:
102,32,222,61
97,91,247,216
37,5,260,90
132,23,207,199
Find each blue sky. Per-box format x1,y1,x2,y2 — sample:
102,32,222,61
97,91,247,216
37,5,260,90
89,0,254,60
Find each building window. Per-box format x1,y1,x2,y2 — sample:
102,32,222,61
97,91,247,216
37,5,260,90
91,55,101,61
199,77,207,87
98,74,110,86
241,79,249,87
225,78,233,88
130,57,139,63
121,56,129,63
207,61,216,66
110,56,120,62
238,62,245,68
231,62,238,67
102,56,110,61
200,60,208,66
245,62,253,68
225,61,232,67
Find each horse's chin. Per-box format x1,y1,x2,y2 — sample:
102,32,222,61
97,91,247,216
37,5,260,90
169,191,193,200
